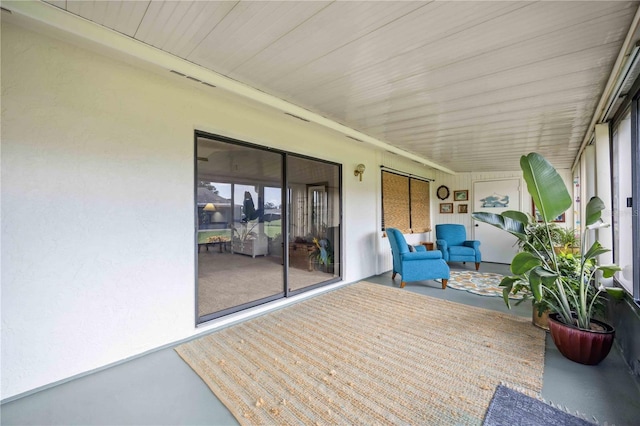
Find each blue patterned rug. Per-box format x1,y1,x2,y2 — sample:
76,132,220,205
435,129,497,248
446,270,524,299
483,385,595,425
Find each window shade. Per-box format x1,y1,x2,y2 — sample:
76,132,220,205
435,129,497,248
410,179,431,233
382,171,410,233
381,170,431,234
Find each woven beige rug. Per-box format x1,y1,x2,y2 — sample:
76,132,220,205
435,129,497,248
176,281,545,425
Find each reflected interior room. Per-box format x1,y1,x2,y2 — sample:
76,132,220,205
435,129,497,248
196,135,341,322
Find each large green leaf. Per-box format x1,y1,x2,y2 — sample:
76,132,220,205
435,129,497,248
605,287,626,300
527,269,543,301
527,266,559,303
530,266,558,285
471,212,526,240
520,153,571,222
501,210,530,225
584,197,605,227
582,240,609,261
511,251,541,275
499,276,519,307
597,264,622,278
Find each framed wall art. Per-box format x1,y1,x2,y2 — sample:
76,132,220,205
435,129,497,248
436,185,450,200
458,204,468,214
453,190,468,201
440,203,453,214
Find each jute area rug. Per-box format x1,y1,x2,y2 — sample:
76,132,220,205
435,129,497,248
176,281,544,425
446,270,524,300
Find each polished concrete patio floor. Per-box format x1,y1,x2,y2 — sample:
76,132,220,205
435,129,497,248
2,263,640,425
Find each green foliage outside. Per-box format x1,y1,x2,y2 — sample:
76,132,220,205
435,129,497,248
263,220,281,239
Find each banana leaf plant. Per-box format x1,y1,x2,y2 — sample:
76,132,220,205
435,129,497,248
471,152,621,330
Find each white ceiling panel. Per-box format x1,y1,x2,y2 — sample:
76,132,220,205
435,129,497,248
297,11,629,111
271,1,626,97
47,0,640,172
43,0,66,9
66,1,150,37
160,1,238,57
227,1,427,84
265,1,533,95
187,1,330,75
320,46,614,119
135,0,192,45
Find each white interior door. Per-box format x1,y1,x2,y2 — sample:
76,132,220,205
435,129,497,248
473,179,521,264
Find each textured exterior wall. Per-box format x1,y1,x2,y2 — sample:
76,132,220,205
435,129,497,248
0,21,382,399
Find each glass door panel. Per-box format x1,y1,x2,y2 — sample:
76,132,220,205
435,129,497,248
196,137,283,322
287,156,341,292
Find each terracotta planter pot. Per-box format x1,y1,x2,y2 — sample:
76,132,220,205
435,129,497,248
548,312,615,365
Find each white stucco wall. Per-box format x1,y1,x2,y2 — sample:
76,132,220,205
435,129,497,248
0,21,395,399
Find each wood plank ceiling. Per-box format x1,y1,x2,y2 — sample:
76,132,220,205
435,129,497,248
44,0,639,172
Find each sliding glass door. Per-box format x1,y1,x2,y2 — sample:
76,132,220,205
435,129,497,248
196,136,284,322
196,133,341,323
286,156,341,293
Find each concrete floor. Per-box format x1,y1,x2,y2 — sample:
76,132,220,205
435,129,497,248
2,263,640,425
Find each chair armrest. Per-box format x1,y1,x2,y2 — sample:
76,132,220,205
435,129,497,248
463,240,481,250
402,250,443,261
436,239,448,251
413,245,427,252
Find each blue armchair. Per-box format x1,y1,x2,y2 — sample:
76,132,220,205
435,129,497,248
435,224,482,270
386,228,450,289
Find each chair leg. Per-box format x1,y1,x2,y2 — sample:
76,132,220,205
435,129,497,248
392,271,397,279
475,263,480,271
441,279,448,289
400,281,406,288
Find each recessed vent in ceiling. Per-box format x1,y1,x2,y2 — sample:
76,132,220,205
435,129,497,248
169,70,216,89
284,112,310,122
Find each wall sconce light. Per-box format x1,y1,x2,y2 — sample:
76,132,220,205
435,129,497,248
203,203,216,212
354,164,366,181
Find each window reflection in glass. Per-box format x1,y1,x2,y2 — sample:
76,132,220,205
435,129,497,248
196,138,283,322
195,135,341,322
287,156,341,292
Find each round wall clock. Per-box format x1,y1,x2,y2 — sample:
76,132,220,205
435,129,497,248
436,185,450,200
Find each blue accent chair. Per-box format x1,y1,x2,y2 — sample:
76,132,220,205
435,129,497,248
386,228,450,289
435,224,482,270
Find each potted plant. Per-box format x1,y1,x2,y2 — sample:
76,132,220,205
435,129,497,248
309,237,333,273
514,220,582,329
232,219,268,257
554,227,580,255
511,217,555,329
472,152,621,365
